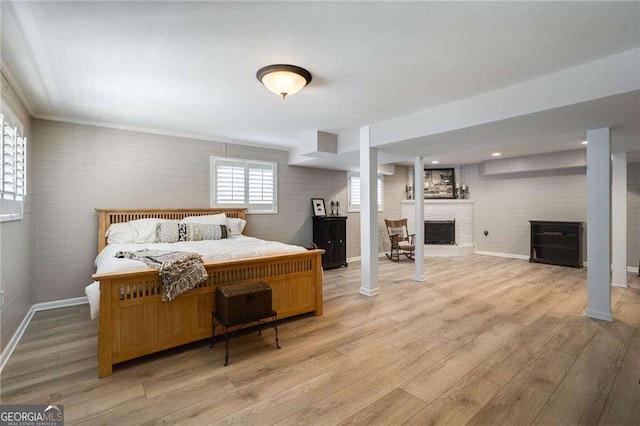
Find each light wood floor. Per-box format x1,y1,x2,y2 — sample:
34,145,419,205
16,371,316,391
1,255,639,425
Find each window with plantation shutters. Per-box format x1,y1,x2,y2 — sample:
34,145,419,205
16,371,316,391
211,156,277,213
347,172,383,212
1,110,26,222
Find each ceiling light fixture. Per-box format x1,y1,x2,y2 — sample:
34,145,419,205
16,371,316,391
491,152,502,157
256,64,312,99
431,160,439,164
581,140,588,145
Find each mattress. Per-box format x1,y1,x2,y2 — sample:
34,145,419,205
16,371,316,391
85,235,307,318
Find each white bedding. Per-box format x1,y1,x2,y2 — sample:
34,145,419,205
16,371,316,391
85,235,307,318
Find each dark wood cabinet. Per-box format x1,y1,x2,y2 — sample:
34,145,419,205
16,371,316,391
529,221,583,268
313,216,348,270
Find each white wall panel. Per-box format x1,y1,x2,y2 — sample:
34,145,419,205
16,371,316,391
0,73,34,352
461,162,639,270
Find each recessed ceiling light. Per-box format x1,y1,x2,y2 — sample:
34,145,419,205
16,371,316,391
581,141,588,145
431,160,439,164
491,152,502,157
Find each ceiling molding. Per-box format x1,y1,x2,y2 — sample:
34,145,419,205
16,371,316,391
0,55,35,117
33,113,290,153
2,0,55,107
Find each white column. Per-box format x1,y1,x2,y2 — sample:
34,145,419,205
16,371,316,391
414,157,424,282
612,152,628,288
359,126,380,297
585,127,613,322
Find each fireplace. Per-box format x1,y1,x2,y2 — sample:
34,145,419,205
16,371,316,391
425,220,456,245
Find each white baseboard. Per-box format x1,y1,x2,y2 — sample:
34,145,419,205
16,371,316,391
0,305,35,373
33,296,88,312
358,286,381,297
478,251,639,274
584,308,614,322
0,296,89,374
347,252,387,263
476,250,530,261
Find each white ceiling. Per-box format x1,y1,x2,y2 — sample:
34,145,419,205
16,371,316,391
385,91,640,166
3,1,640,151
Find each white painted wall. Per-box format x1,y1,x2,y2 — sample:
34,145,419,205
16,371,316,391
345,166,409,259
628,160,640,269
0,73,34,352
461,161,640,269
32,120,339,302
32,119,407,302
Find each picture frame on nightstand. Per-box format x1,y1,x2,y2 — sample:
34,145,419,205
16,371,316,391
311,198,326,217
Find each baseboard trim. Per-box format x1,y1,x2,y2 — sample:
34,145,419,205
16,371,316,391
478,251,639,274
584,308,614,322
347,253,387,263
476,251,529,261
33,296,88,312
0,296,89,374
0,305,35,373
358,287,381,297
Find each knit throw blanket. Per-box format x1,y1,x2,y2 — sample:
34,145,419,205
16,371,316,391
115,250,208,301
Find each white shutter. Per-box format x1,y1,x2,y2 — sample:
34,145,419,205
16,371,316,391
248,162,274,204
211,157,277,213
0,110,26,221
350,175,360,206
215,159,246,205
16,134,26,200
348,172,383,212
2,118,17,198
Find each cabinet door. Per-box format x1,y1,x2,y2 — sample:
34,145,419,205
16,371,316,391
327,220,346,264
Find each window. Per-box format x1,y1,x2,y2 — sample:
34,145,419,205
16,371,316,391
347,172,383,212
1,109,26,222
211,156,277,213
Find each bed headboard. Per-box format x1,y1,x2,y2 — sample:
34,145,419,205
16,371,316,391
96,208,247,252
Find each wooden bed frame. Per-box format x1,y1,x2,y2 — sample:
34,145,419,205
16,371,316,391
93,208,324,377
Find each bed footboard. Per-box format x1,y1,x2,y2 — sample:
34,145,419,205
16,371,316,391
94,250,324,378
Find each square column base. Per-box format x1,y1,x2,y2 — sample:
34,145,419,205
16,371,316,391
584,309,614,322
359,287,381,297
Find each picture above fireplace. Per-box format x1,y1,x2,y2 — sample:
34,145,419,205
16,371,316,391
424,168,456,199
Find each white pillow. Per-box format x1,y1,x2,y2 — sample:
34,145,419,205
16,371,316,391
85,281,100,320
106,222,136,244
181,213,228,225
227,218,246,236
129,218,177,243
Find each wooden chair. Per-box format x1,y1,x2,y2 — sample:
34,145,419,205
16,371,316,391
384,219,415,262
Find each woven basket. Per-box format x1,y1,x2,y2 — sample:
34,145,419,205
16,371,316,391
215,282,273,326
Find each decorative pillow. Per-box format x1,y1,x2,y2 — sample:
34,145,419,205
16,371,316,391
156,223,229,243
226,218,246,236
181,213,227,225
106,222,136,244
129,218,177,243
156,222,182,243
198,224,228,240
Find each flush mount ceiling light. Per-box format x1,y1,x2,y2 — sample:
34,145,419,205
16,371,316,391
431,160,440,164
581,140,588,145
256,64,312,99
491,152,502,157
